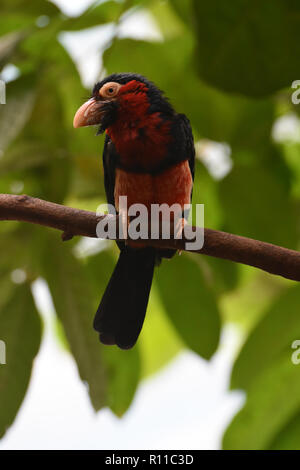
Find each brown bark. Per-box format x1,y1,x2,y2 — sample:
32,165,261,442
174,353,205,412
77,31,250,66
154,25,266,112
0,193,299,282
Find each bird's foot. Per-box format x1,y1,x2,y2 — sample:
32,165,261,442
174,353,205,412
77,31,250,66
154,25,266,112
174,217,187,255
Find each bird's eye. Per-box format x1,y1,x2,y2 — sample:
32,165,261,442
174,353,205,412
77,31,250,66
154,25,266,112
99,82,121,99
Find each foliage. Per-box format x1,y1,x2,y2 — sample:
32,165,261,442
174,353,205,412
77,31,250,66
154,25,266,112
0,0,299,448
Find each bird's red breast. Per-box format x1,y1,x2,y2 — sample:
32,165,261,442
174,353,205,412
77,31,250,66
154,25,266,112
114,160,193,214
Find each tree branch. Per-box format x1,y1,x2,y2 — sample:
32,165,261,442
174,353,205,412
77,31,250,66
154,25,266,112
0,193,299,282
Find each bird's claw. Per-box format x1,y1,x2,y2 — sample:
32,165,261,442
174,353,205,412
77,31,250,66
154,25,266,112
174,217,187,255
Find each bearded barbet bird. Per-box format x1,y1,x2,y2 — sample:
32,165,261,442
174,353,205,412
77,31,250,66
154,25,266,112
73,73,195,350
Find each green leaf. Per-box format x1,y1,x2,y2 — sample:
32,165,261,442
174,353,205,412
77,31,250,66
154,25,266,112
218,164,298,249
0,31,24,66
231,285,300,391
221,268,284,330
61,1,124,31
228,100,275,153
0,283,42,438
41,233,107,411
156,253,221,359
140,283,183,378
193,0,300,97
1,0,61,17
101,344,140,417
270,411,300,450
0,15,38,36
0,74,36,155
191,161,223,229
223,353,300,450
282,142,300,199
0,0,61,35
204,256,240,295
1,61,73,202
149,0,186,38
169,0,194,28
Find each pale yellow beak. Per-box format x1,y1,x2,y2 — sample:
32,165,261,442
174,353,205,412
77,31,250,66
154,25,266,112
73,98,105,128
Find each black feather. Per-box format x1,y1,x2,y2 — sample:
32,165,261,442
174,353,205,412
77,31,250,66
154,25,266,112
94,247,155,349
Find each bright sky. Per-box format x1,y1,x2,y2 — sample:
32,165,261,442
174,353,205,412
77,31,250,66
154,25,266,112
0,0,244,450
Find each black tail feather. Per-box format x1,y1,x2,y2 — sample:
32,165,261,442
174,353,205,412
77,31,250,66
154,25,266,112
93,248,155,349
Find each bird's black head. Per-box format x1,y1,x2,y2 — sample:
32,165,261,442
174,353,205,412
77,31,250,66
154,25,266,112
73,73,174,132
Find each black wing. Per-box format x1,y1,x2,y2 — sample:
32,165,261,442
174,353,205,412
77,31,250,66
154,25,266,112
102,134,118,211
176,113,195,225
102,134,126,251
177,113,195,186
